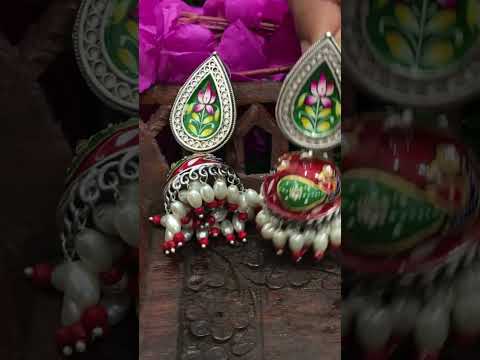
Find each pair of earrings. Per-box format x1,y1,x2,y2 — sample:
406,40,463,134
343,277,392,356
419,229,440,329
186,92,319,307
150,33,341,262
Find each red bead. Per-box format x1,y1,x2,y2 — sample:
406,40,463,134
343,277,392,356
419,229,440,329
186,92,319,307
100,267,124,285
148,214,162,226
194,207,204,215
32,263,53,288
174,232,185,245
209,227,220,237
206,200,218,209
82,305,108,333
207,216,216,226
162,240,176,254
198,237,209,248
216,199,226,207
69,322,87,342
181,216,191,225
226,234,236,243
237,231,247,240
227,203,239,212
56,326,74,347
238,212,249,221
192,218,199,229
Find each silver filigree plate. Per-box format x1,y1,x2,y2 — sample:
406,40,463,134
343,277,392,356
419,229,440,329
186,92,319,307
343,0,480,107
276,33,341,150
170,53,236,153
73,0,139,114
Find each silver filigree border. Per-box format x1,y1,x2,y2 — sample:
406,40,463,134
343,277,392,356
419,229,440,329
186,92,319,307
170,53,236,153
276,33,341,150
73,0,139,114
58,147,139,260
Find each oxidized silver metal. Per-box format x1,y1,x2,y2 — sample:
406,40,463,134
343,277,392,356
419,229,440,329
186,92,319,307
169,53,236,153
276,32,341,150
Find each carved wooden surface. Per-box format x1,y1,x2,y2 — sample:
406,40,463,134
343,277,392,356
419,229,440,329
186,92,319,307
140,224,341,360
141,81,282,107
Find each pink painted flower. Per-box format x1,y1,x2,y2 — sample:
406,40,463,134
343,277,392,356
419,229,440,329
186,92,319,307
194,82,217,114
305,73,334,108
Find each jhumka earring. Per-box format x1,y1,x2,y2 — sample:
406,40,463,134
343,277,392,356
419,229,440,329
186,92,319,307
256,33,342,262
149,53,261,254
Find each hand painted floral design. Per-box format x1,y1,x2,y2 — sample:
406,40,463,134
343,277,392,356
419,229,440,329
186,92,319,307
104,0,139,79
293,64,341,137
367,0,478,73
183,76,222,139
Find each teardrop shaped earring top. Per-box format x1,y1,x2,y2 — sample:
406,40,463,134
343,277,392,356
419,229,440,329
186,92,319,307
170,52,236,153
276,32,341,150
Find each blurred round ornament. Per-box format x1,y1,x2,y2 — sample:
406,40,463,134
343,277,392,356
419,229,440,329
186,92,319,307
343,0,480,107
74,0,138,114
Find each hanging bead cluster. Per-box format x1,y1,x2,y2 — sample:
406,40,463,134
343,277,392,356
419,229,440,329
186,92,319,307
150,177,262,254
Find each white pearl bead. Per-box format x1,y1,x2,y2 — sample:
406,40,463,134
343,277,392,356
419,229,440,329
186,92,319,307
245,189,260,206
220,219,234,235
238,194,249,210
200,184,215,203
452,292,480,336
113,201,139,247
303,229,316,248
414,301,450,354
197,229,209,239
389,296,420,336
261,223,276,240
163,214,181,234
232,215,245,232
178,190,189,203
171,200,189,218
213,179,228,199
329,225,341,247
313,232,329,255
187,189,203,208
255,210,270,227
61,295,84,326
64,261,100,310
212,208,228,222
289,233,304,253
51,262,71,292
356,306,393,351
272,230,288,250
92,203,117,235
165,229,174,241
189,181,202,191
75,228,114,273
227,185,240,204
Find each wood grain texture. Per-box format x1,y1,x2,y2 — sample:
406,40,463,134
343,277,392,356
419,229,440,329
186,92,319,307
141,81,282,106
140,226,341,360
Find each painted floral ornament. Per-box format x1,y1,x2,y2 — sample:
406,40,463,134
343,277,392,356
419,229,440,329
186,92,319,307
276,32,341,150
25,119,139,356
341,110,480,359
343,0,480,107
74,0,139,114
256,33,342,262
170,52,236,153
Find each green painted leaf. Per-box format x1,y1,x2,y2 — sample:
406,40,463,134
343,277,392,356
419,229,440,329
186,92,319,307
342,169,447,255
277,175,327,212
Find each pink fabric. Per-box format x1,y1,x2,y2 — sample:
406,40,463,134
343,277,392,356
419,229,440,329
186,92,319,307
139,0,301,91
